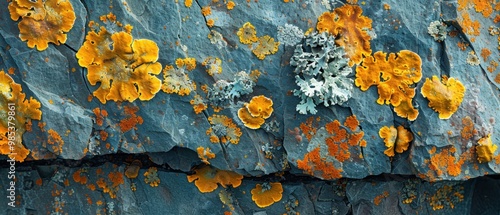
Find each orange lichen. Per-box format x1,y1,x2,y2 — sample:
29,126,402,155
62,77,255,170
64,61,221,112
197,146,216,164
355,50,422,120
476,134,498,163
187,165,243,193
459,12,481,36
0,70,42,162
373,191,389,206
251,182,283,208
125,160,142,179
227,1,236,10
93,108,108,126
300,117,318,142
238,95,273,129
75,19,162,104
421,76,466,120
207,19,215,27
144,167,160,187
252,35,280,60
206,114,242,144
190,94,208,114
119,106,143,132
8,0,76,51
96,170,124,198
161,58,197,96
298,116,366,179
461,116,477,139
47,129,64,155
428,147,467,177
185,0,193,7
481,48,492,61
201,6,212,16
316,5,373,66
379,125,413,157
237,22,258,45
429,184,464,210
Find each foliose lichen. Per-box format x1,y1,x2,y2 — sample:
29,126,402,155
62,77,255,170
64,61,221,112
290,32,353,114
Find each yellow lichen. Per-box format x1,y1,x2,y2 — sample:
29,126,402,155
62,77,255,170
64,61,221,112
355,50,422,120
8,0,76,51
379,125,413,157
206,114,242,144
75,19,162,104
187,165,243,193
227,1,236,10
202,57,223,76
317,5,373,66
0,70,42,162
251,182,283,208
421,76,466,120
476,134,498,163
197,146,216,164
237,22,258,45
252,35,280,60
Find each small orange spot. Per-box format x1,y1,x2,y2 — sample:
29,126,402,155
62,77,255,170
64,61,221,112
207,19,215,27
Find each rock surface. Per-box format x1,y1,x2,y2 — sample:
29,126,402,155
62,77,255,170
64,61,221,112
0,0,499,214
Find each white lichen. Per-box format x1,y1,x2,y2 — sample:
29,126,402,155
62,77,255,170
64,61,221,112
466,51,480,66
277,24,305,46
427,21,447,42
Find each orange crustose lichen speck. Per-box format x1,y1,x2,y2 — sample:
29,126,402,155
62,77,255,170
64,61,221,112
187,165,243,193
0,70,42,162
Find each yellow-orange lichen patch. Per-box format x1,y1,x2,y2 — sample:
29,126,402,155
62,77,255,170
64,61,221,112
373,191,389,206
0,70,42,162
202,57,222,76
459,12,481,36
47,129,64,155
237,22,258,45
481,48,492,61
72,169,88,185
190,94,208,114
8,0,76,51
206,114,242,144
379,125,413,157
297,148,343,179
201,6,211,16
76,20,162,104
96,170,125,198
238,95,274,129
185,0,193,7
252,35,280,60
421,76,466,120
317,5,373,66
125,160,142,179
227,1,236,10
300,117,318,142
187,165,243,193
162,58,197,96
251,182,283,208
119,106,143,132
355,50,422,120
476,134,498,163
197,146,216,164
461,116,477,139
428,147,468,178
92,108,108,126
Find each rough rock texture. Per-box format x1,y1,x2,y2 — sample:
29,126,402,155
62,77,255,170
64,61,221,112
0,0,499,214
